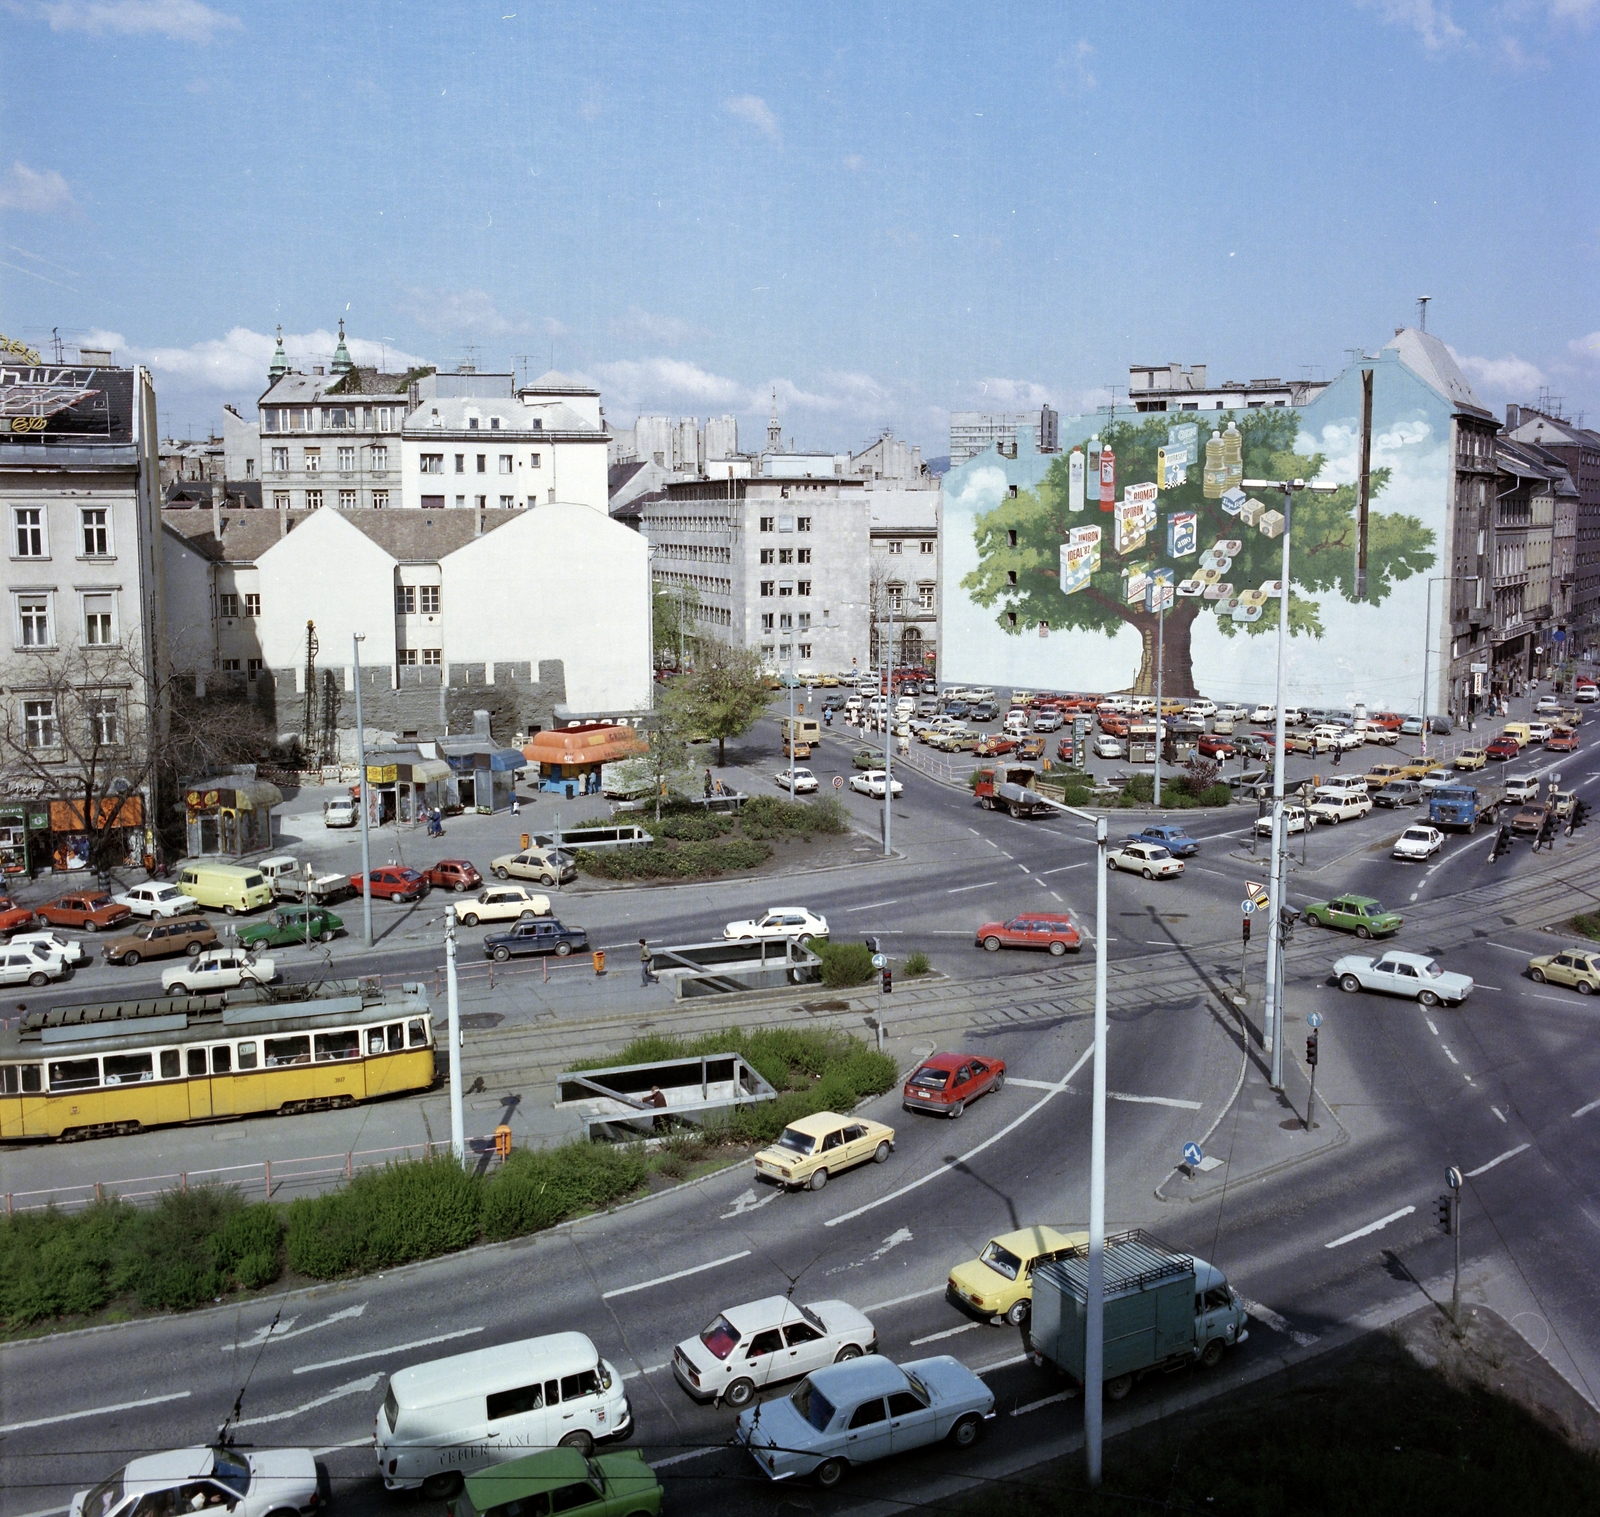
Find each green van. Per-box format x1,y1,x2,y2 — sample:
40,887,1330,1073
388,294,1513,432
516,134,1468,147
175,860,274,915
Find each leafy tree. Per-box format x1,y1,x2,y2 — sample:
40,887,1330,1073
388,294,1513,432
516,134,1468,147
959,408,1437,694
653,583,701,672
639,688,692,822
670,637,769,766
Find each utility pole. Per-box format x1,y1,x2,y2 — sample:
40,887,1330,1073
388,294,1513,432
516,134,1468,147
1086,811,1109,1483
1441,1166,1462,1327
883,592,895,856
788,646,796,800
446,904,464,1162
352,633,373,948
1152,591,1166,806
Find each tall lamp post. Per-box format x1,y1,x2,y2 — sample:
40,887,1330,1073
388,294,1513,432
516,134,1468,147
352,633,373,948
1239,477,1336,1088
882,591,895,856
1419,575,1449,759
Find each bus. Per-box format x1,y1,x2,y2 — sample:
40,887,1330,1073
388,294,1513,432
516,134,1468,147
0,978,436,1142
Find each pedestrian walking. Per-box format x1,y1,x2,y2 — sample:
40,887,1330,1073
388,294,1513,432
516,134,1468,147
1333,743,1343,767
639,937,654,986
704,768,713,798
511,794,521,818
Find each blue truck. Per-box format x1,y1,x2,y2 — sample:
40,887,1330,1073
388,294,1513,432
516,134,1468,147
1428,782,1506,832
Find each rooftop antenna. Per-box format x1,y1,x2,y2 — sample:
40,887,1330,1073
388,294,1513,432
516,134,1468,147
1416,296,1432,333
51,327,64,363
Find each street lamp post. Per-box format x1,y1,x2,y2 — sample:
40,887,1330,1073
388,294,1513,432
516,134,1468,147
352,634,373,949
445,904,464,1162
883,593,895,856
1152,597,1166,807
1420,575,1449,759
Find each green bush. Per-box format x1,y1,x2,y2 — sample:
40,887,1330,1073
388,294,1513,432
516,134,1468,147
904,950,931,977
1116,773,1231,810
656,810,735,840
809,938,876,987
741,794,848,838
480,1142,646,1241
577,837,772,879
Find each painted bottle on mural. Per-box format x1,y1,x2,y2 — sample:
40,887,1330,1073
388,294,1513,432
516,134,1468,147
1202,428,1227,499
1087,435,1101,509
1221,421,1245,492
1099,441,1116,513
1068,448,1085,512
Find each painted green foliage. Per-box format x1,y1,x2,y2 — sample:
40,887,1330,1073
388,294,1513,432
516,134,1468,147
959,408,1437,692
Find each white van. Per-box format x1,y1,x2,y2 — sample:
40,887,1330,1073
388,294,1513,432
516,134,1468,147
376,1332,630,1496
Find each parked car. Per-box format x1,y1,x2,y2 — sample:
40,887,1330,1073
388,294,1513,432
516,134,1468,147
1333,950,1472,1005
1055,735,1077,762
1373,780,1425,808
0,895,35,936
1303,894,1402,938
68,1446,320,1517
423,859,483,892
1106,842,1183,879
36,892,132,933
974,735,1018,757
351,866,430,902
774,768,820,793
483,918,589,961
456,885,551,927
489,847,576,887
1484,736,1520,760
323,796,358,827
673,1297,877,1407
162,949,276,996
902,1053,1007,1116
850,771,904,798
1093,734,1125,759
114,882,200,919
1454,748,1488,770
1250,704,1276,723
0,940,71,987
1197,733,1236,758
968,701,999,722
10,928,88,967
1393,825,1445,860
103,917,217,966
735,1353,995,1488
1527,946,1600,994
1016,736,1046,761
946,1224,1086,1326
237,907,345,950
1123,824,1198,857
752,1111,895,1191
725,907,829,941
974,913,1081,956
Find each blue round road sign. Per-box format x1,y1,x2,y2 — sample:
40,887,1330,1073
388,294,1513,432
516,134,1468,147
871,953,888,969
1307,1012,1323,1030
1182,1141,1203,1167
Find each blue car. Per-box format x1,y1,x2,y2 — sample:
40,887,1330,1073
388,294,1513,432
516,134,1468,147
1123,824,1199,857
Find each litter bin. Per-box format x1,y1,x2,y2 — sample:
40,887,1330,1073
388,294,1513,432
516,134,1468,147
493,1124,513,1161
593,949,606,976
520,832,530,850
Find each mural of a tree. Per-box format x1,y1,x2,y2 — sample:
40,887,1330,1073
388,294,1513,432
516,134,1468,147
960,408,1437,694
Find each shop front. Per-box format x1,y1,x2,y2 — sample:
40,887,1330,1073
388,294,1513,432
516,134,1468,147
183,780,282,857
0,802,51,876
523,724,647,799
362,752,456,826
51,795,147,872
436,739,529,813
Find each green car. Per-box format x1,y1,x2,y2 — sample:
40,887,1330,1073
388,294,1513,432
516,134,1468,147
1303,894,1402,939
852,747,882,769
451,1449,661,1517
237,905,345,949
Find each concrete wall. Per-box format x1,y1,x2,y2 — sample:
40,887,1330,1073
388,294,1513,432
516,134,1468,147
400,434,609,512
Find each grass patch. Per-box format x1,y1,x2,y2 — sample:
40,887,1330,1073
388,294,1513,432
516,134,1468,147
1116,772,1232,809
903,950,931,977
577,837,771,879
1571,912,1600,942
575,795,846,880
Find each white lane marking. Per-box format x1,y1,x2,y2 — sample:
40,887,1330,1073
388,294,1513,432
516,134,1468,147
1043,863,1089,875
1425,1017,1439,1035
602,1250,752,1300
720,1188,778,1220
968,826,981,835
909,1322,983,1346
947,881,998,893
1013,1389,1078,1415
222,1303,367,1352
1466,1143,1530,1178
234,1374,381,1427
294,1327,483,1375
1051,891,1063,901
974,1352,1031,1375
622,1363,668,1381
825,1044,1095,1228
1110,1091,1203,1110
1325,1206,1416,1249
1018,864,1031,874
1007,1077,1061,1090
1409,891,1419,902
1573,1098,1600,1119
862,1284,948,1312
1236,1296,1319,1348
872,1227,913,1260
1491,1106,1508,1123
0,1390,190,1433
1441,1045,1460,1065
654,1447,722,1468
985,839,1000,849
312,1439,376,1454
845,900,900,912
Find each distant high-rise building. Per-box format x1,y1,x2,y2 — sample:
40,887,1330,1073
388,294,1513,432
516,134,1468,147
706,414,739,459
949,408,1056,465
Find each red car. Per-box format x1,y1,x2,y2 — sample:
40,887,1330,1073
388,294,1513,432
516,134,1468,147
975,912,1081,956
902,1052,1007,1118
424,859,483,892
0,896,35,937
350,866,429,903
1197,733,1236,758
36,892,132,932
1485,736,1521,760
974,735,1017,757
1369,711,1405,732
1056,736,1076,761
1547,728,1580,753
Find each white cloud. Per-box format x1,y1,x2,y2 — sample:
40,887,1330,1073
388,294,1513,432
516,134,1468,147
85,325,425,391
607,307,709,346
724,94,781,144
18,0,241,42
1358,0,1467,52
397,285,521,337
1568,331,1600,366
1449,346,1547,395
585,357,750,411
1058,38,1097,91
0,161,77,214
975,376,1053,408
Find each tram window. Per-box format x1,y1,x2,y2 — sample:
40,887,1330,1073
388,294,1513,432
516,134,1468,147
367,1029,385,1056
408,1019,427,1048
188,1048,207,1077
161,1049,180,1079
103,1053,154,1085
236,1041,258,1070
211,1045,232,1075
48,1058,100,1091
2,1063,42,1094
387,1023,404,1051
265,1035,311,1067
315,1030,361,1062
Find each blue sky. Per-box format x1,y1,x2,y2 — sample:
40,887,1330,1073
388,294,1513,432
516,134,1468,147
3,0,1596,453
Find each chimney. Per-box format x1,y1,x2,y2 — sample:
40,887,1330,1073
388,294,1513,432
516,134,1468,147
475,509,485,537
211,481,223,542
279,508,289,538
1191,364,1207,388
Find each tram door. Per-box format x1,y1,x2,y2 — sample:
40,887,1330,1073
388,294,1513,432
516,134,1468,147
185,1046,212,1118
209,1043,235,1115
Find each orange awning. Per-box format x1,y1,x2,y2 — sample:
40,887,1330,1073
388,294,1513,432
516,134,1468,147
523,724,648,768
49,795,144,830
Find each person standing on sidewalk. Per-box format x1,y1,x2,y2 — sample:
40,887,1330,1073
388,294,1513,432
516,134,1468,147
512,794,521,819
639,937,655,986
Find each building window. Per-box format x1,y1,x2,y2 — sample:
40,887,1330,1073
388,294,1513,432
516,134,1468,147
761,643,775,658
799,642,812,659
760,516,775,532
797,579,811,596
760,580,775,597
888,540,903,554
244,593,260,618
760,549,774,564
778,582,793,597
530,452,541,468
499,455,513,474
13,507,45,558
422,648,442,666
88,696,119,746
454,454,466,474
221,658,241,673
339,489,357,510
918,585,935,611
420,586,440,614
271,446,288,472
337,446,355,472
455,495,466,509
83,593,114,645
81,508,110,557
779,613,792,630
798,612,810,630
779,549,793,564
396,585,416,614
887,587,902,612
16,594,50,648
797,548,811,564
761,613,774,632
247,658,263,681
779,515,794,532
779,642,792,659
797,516,811,532
920,540,934,555
218,592,239,618
273,492,290,510
245,459,255,478
305,490,323,510
373,490,389,509
476,455,487,474
372,445,389,471
499,494,514,508
475,495,486,509
303,448,320,473
490,416,501,431
468,416,479,431
421,454,445,475
23,699,56,749
398,648,418,666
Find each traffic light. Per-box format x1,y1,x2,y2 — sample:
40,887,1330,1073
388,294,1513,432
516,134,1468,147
1436,1195,1453,1235
881,965,893,995
1305,1032,1319,1067
1242,916,1252,945
1572,799,1590,835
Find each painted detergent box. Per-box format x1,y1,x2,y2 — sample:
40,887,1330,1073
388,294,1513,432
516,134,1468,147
1220,486,1247,517
1158,446,1188,489
1259,509,1285,539
1166,511,1197,558
1202,580,1235,601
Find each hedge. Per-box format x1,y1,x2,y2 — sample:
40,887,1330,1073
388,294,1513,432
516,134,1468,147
1117,773,1232,809
575,795,846,879
809,938,876,987
576,837,772,879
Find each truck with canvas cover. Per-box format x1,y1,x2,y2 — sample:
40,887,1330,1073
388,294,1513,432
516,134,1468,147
974,765,1057,818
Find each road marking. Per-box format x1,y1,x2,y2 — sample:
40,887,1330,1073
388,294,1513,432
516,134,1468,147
720,1188,778,1220
1409,890,1419,902
1051,891,1063,901
0,1390,191,1433
845,900,900,912
1425,1017,1439,1035
603,1250,752,1300
909,1322,982,1346
1235,1297,1319,1348
1325,1206,1416,1249
1043,863,1089,875
1491,1106,1508,1123
947,881,997,893
1012,1389,1077,1415
312,1439,374,1454
825,1044,1095,1228
1466,1143,1530,1178
985,839,1000,848
222,1303,367,1352
1110,1091,1203,1110
234,1374,381,1427
294,1327,483,1375
654,1447,723,1468
974,1352,1031,1375
1440,1045,1460,1065
622,1363,668,1381
1018,864,1031,874
1573,1098,1600,1119
862,1284,948,1312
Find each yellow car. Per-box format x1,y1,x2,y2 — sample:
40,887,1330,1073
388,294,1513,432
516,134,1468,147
752,1111,895,1191
946,1224,1087,1325
1454,748,1488,771
1528,946,1600,994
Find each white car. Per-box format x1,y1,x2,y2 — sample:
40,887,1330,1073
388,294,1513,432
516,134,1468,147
1250,704,1276,723
1333,949,1473,1006
1106,842,1184,878
162,949,276,996
1309,790,1372,824
773,768,819,794
1526,721,1555,742
850,770,904,798
1216,704,1250,722
322,797,358,827
1418,768,1457,792
114,882,200,919
1255,805,1312,836
1535,695,1563,714
725,907,830,942
1503,775,1541,803
1393,825,1445,860
1185,698,1218,718
1093,734,1124,759
673,1295,877,1407
9,928,88,967
456,885,551,927
0,940,71,987
70,1446,320,1517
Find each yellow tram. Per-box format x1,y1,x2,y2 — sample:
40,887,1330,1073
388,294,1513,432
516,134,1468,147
0,979,436,1141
